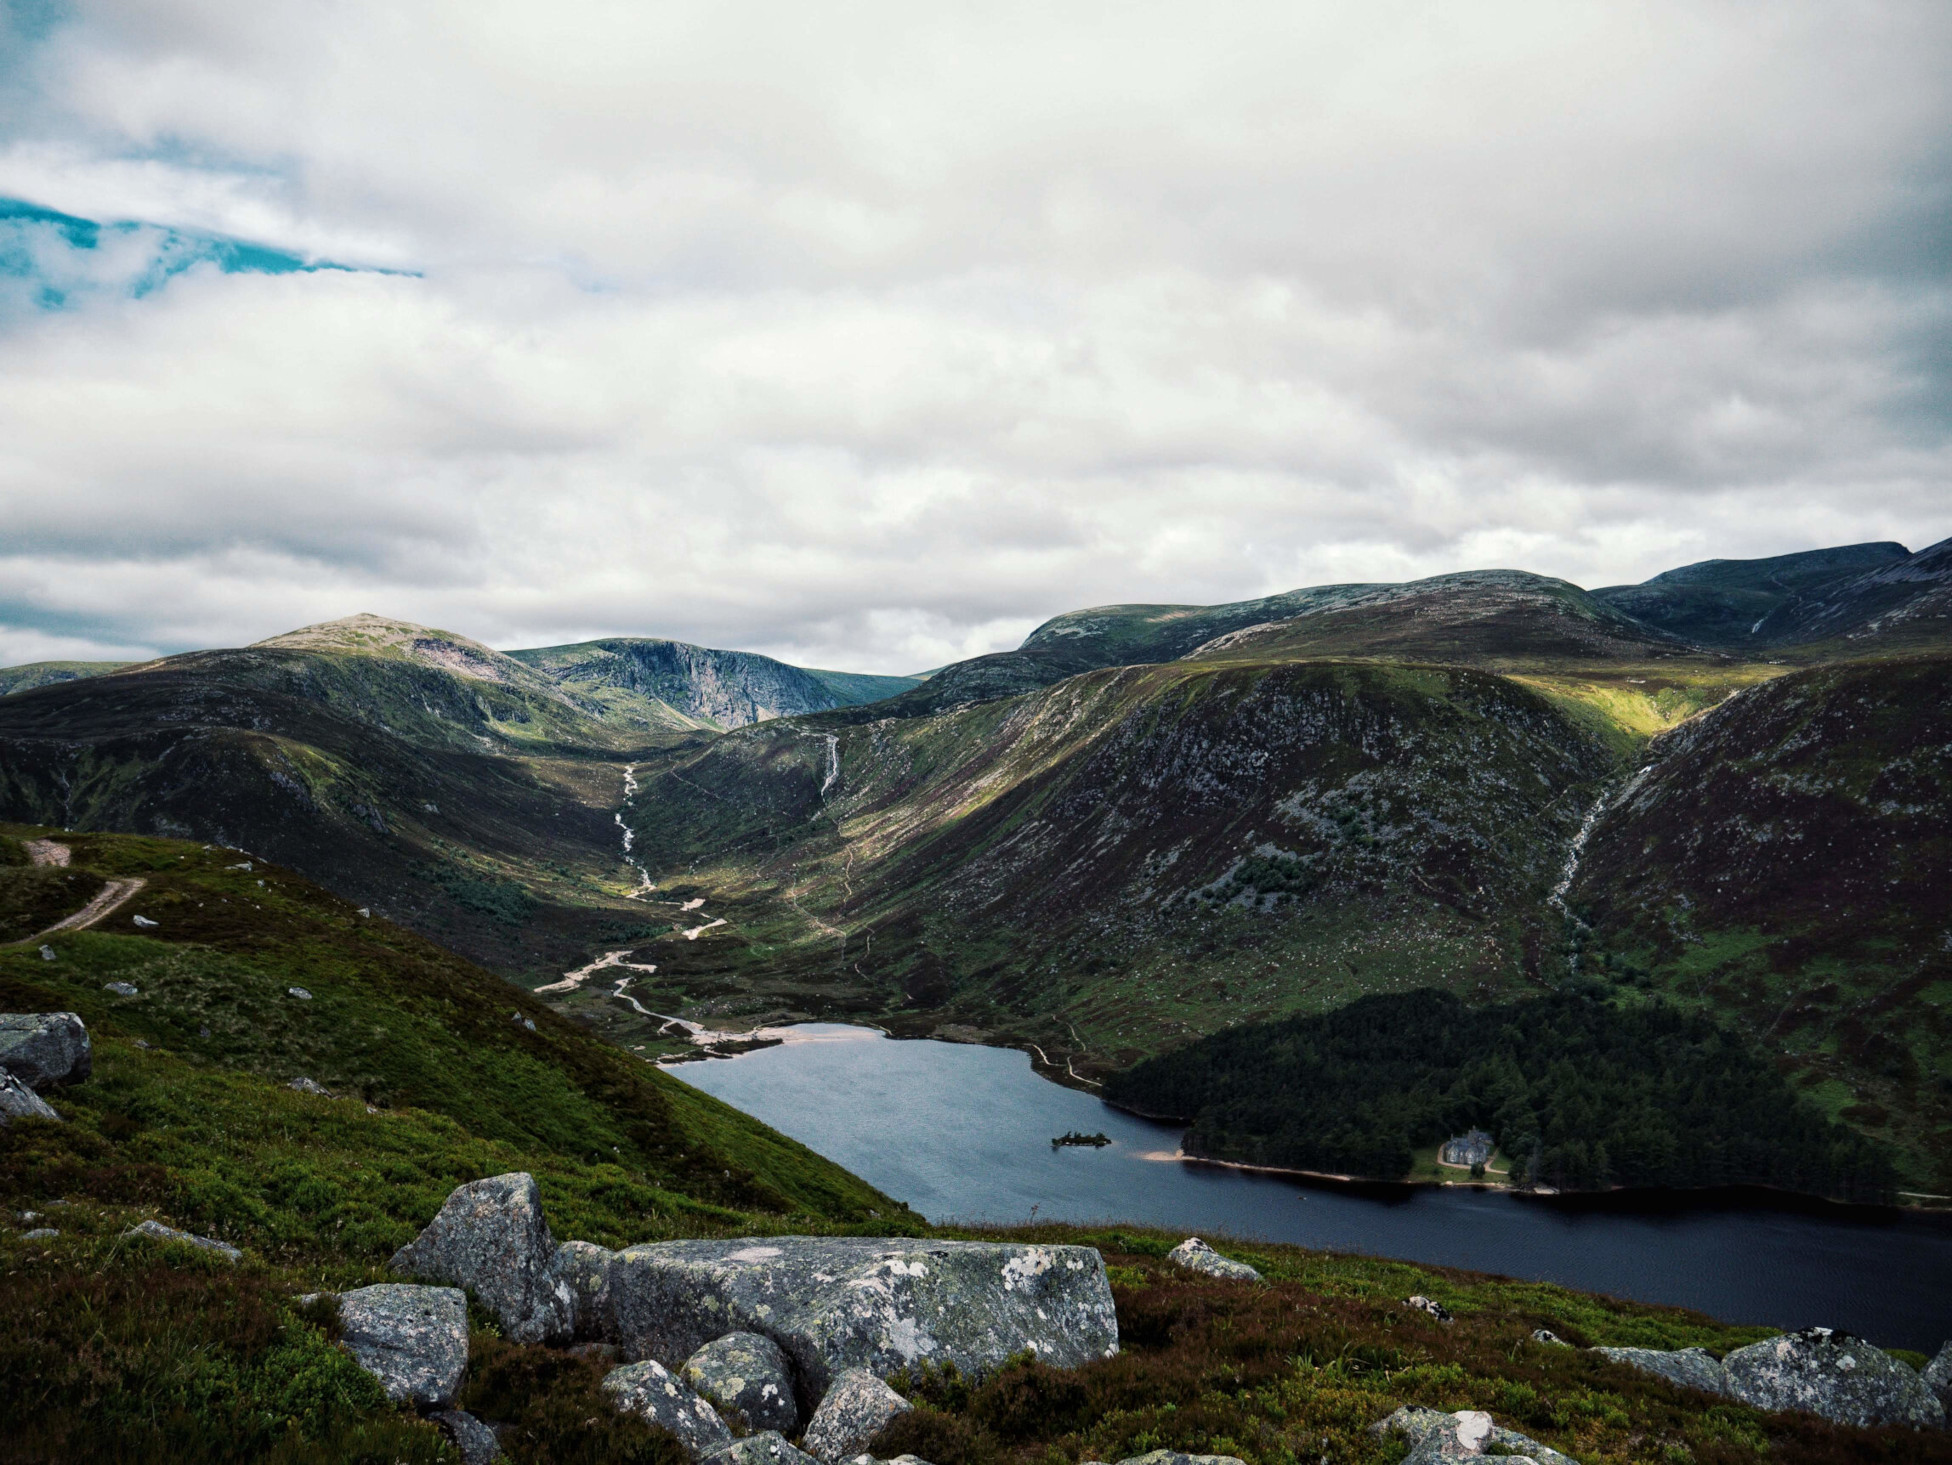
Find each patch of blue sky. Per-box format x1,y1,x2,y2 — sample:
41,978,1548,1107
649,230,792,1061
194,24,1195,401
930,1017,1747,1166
0,195,405,313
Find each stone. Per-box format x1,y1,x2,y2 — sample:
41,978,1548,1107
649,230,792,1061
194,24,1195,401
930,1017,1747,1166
1114,1453,1248,1465
705,1432,823,1465
1592,1345,1730,1397
582,1236,1117,1396
124,1218,241,1261
288,986,313,1000
1925,1341,1952,1412
1531,1329,1570,1347
1404,1295,1454,1323
684,1329,800,1433
1722,1327,1946,1428
390,1173,575,1344
22,1227,57,1239
1165,1238,1261,1282
0,1071,60,1123
289,1077,333,1096
1372,1406,1576,1465
556,1238,617,1326
336,1283,469,1409
103,981,139,997
132,914,158,928
431,1409,503,1464
801,1368,912,1462
38,945,54,961
602,1359,735,1460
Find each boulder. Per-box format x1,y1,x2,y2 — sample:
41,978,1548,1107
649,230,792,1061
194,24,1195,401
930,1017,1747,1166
586,1237,1118,1396
1925,1341,1952,1412
1114,1453,1248,1465
1531,1329,1570,1347
602,1359,735,1460
1404,1295,1454,1323
390,1173,574,1343
431,1409,503,1464
556,1238,617,1325
1592,1345,1730,1397
104,981,138,997
0,1013,91,1089
801,1368,912,1462
1722,1328,1945,1428
336,1283,469,1409
1165,1238,1261,1282
288,1077,333,1097
706,1432,823,1465
124,1219,241,1261
1373,1406,1576,1465
685,1330,800,1433
0,1071,59,1123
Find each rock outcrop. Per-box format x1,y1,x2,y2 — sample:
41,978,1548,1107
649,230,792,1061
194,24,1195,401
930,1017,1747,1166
1165,1238,1261,1282
602,1359,735,1460
390,1172,574,1343
0,1012,91,1089
580,1237,1118,1395
684,1330,799,1433
124,1219,241,1261
0,1070,59,1123
336,1284,470,1409
1592,1345,1730,1397
1721,1328,1945,1428
1374,1406,1577,1465
1925,1341,1952,1412
708,1432,823,1465
1403,1295,1454,1323
1113,1453,1248,1465
801,1368,912,1462
431,1409,503,1464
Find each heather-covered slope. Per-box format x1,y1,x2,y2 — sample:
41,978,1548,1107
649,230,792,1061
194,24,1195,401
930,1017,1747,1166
0,660,130,697
1591,542,1912,650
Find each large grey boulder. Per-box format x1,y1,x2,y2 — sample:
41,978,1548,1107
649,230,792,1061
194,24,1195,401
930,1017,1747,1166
1373,1406,1576,1465
1924,1341,1952,1413
801,1368,912,1462
124,1219,241,1261
1114,1453,1247,1465
685,1330,800,1433
707,1432,822,1465
431,1409,503,1464
602,1359,735,1460
1723,1328,1945,1428
1165,1238,1261,1282
390,1173,574,1343
1592,1345,1730,1397
582,1237,1117,1396
0,1070,59,1123
0,1013,90,1090
336,1283,469,1409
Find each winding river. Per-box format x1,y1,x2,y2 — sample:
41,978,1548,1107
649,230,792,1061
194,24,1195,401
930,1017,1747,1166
670,1023,1952,1352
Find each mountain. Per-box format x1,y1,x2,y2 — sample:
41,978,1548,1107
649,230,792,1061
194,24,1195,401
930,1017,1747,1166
506,636,919,732
1591,542,1912,648
1751,535,1952,651
0,660,130,697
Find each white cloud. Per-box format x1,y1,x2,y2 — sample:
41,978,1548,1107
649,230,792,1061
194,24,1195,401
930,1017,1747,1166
0,0,1948,672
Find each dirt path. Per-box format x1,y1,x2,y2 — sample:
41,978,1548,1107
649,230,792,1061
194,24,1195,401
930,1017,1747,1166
12,876,149,946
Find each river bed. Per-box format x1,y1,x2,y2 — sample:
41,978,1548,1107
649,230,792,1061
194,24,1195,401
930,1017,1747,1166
668,1023,1952,1352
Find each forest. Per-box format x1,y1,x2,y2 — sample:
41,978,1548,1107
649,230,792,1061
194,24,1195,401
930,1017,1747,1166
1102,990,1898,1202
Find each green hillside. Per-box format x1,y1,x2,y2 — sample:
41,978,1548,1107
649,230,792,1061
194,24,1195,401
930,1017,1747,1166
0,660,131,697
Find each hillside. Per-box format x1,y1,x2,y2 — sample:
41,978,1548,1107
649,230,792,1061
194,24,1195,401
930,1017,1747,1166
0,661,130,697
1569,653,1952,1192
507,637,918,732
1591,543,1911,649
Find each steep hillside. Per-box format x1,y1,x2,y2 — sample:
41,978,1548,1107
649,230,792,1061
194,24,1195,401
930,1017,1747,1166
584,660,1618,1073
1591,542,1911,649
0,661,130,697
1755,536,1952,653
507,637,918,731
1570,654,1952,1191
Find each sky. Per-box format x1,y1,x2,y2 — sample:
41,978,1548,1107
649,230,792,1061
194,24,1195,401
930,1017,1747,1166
1,1,1949,674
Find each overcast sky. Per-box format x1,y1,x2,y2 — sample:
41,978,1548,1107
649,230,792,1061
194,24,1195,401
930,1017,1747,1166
2,1,1949,673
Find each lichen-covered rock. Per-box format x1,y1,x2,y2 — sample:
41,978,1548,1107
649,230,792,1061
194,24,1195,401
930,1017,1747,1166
0,1013,91,1090
1531,1329,1570,1347
706,1432,823,1465
1165,1238,1260,1282
431,1409,503,1464
590,1237,1117,1395
1372,1406,1576,1465
390,1173,574,1343
801,1369,912,1462
0,1070,59,1123
1924,1341,1952,1412
685,1330,799,1433
1723,1328,1946,1428
124,1218,241,1261
336,1283,469,1409
556,1238,617,1325
1114,1452,1249,1465
602,1359,735,1460
1592,1345,1730,1397
1403,1295,1455,1323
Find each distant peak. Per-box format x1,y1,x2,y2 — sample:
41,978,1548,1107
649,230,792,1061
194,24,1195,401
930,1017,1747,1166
253,613,485,653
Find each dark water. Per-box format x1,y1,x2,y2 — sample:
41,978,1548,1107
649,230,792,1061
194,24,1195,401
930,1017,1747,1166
669,1024,1952,1352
